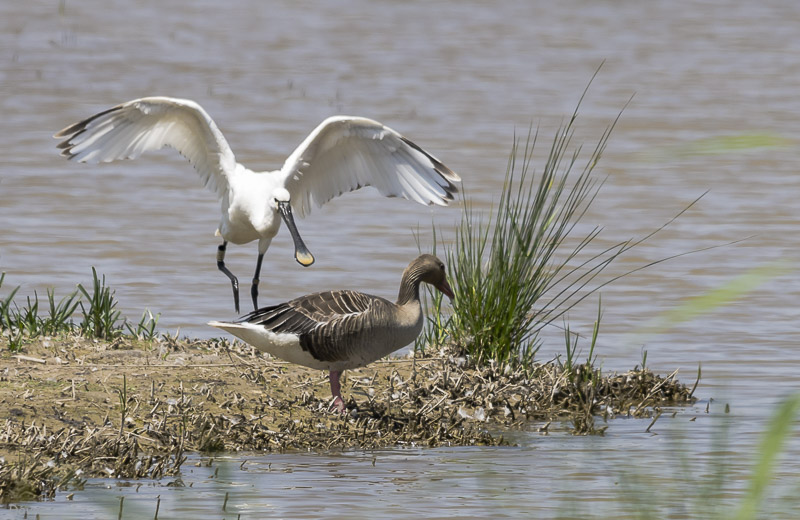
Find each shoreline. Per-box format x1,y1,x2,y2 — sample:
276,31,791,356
0,335,696,501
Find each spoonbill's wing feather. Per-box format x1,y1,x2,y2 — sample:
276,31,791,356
279,116,461,218
54,97,238,197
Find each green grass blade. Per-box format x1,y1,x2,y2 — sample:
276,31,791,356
635,259,792,340
641,132,793,162
734,394,800,520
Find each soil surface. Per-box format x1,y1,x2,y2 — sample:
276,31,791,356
0,335,697,501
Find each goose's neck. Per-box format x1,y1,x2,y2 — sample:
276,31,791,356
396,268,423,307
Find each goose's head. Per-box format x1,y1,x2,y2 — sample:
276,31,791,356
272,187,315,267
413,254,454,300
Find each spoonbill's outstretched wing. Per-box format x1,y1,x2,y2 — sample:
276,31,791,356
280,116,461,218
54,96,238,197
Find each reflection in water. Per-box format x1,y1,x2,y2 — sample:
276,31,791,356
2,0,800,516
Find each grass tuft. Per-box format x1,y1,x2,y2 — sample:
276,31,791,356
77,267,123,340
42,288,81,335
0,268,160,350
125,309,161,341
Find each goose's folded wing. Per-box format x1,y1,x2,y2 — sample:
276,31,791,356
245,290,378,332
54,96,238,197
243,291,385,362
280,116,461,218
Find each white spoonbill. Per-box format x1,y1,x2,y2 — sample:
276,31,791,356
54,97,461,313
209,254,453,413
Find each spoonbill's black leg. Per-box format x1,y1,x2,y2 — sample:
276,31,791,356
251,252,265,311
216,241,240,314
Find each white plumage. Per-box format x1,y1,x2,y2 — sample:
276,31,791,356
54,97,461,313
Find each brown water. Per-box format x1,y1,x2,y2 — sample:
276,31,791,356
2,0,800,517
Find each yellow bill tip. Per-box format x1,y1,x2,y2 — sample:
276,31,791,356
296,251,315,267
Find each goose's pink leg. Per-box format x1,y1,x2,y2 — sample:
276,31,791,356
329,371,345,413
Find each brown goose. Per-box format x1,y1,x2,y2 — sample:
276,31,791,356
208,254,453,412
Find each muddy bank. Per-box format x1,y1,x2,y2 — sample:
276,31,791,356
0,336,696,501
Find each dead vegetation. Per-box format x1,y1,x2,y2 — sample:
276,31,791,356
0,335,696,502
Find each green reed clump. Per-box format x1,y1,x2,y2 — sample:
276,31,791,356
423,77,711,366
0,268,160,349
428,91,629,365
